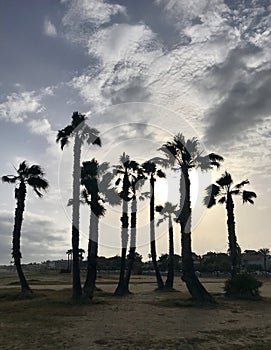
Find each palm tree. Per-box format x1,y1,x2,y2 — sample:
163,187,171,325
159,133,223,302
66,249,73,272
142,160,165,290
2,161,48,295
259,248,270,277
204,171,256,278
81,159,119,299
156,202,179,290
56,111,101,299
124,166,145,294
113,153,138,296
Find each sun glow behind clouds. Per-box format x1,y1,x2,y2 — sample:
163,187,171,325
155,169,199,208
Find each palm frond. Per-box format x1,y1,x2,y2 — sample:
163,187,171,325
120,152,130,164
242,190,257,204
185,137,199,157
155,205,163,213
27,165,45,177
27,177,49,191
142,161,156,174
115,178,121,186
209,153,224,163
216,172,232,187
218,196,226,204
156,218,165,227
204,184,220,208
104,188,121,206
235,179,249,189
71,111,86,129
157,169,166,178
230,189,240,195
18,161,28,175
2,175,18,183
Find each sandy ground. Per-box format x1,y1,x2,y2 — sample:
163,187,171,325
1,274,271,349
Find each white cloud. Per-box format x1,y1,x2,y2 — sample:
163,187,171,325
28,118,52,135
43,19,57,37
62,0,126,43
0,91,43,123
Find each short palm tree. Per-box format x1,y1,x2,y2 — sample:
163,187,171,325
2,161,48,295
204,171,257,277
142,160,165,290
259,248,270,277
56,111,101,299
159,133,223,302
113,153,138,296
156,202,179,290
66,249,73,272
81,159,120,299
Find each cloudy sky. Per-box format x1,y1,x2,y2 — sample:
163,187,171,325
0,0,270,264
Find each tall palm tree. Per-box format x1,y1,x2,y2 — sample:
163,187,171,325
204,171,256,278
142,160,165,290
81,159,120,299
2,161,48,295
160,133,223,302
156,202,179,290
259,248,270,277
113,153,138,296
124,166,145,294
56,111,101,299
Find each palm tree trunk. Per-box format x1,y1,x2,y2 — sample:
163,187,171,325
150,175,164,290
180,168,213,303
226,194,238,278
71,133,82,299
114,197,129,296
124,197,137,294
13,182,32,295
83,207,99,299
165,215,174,289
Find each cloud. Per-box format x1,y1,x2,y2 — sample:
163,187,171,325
28,118,52,135
0,91,43,123
0,87,54,124
203,42,271,145
43,19,57,37
62,0,126,44
0,210,68,264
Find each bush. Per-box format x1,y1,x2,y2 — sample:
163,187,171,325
224,273,262,299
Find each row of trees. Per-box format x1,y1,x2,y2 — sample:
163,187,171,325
2,112,257,303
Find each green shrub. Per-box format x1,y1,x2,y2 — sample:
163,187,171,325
224,273,262,299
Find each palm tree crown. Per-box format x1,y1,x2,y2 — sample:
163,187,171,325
158,133,223,170
2,161,49,196
204,171,257,208
56,111,101,150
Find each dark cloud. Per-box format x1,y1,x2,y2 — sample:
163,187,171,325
109,78,151,105
204,44,271,145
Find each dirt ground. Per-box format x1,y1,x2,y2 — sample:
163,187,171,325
0,273,271,349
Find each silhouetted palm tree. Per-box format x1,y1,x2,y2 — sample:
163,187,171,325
156,202,179,290
160,133,223,302
142,160,165,290
124,166,145,294
2,161,48,295
56,111,101,299
66,249,73,271
204,171,256,278
259,248,270,277
113,153,138,296
81,159,119,299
